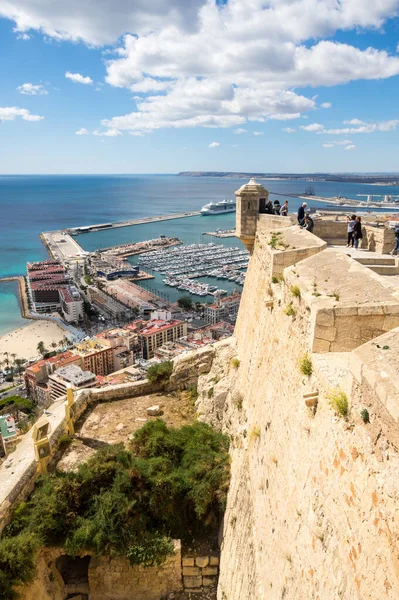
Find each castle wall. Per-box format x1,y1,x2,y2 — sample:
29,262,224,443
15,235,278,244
196,229,399,600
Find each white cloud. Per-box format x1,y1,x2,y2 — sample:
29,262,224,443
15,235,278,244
129,131,144,136
269,113,301,120
16,32,30,40
343,118,366,125
75,128,90,135
5,1,399,135
17,83,47,95
93,128,122,136
209,141,220,148
253,131,263,136
300,123,325,132
322,143,334,148
321,102,332,108
0,0,207,45
345,144,356,150
65,71,93,85
301,120,399,135
234,128,247,134
282,127,296,133
0,107,44,122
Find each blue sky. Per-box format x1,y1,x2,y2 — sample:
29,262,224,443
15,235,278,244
0,0,399,174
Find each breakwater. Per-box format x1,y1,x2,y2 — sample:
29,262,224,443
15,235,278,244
68,211,201,235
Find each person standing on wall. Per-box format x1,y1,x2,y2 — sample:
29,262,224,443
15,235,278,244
273,200,281,215
280,200,289,216
297,202,307,224
391,224,399,255
346,214,356,247
353,216,363,249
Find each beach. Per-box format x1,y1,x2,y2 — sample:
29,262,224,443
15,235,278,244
0,320,67,361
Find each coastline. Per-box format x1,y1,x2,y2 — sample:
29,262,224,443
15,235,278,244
0,320,67,361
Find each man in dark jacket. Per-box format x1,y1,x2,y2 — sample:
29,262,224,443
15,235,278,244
297,202,307,224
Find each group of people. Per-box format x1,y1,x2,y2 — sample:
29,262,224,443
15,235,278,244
346,214,363,249
261,198,290,216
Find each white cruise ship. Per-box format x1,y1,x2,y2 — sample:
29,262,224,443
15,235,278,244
200,199,236,215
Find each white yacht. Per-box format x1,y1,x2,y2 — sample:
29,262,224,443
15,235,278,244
200,199,236,215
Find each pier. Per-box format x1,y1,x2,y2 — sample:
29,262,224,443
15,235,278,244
67,211,201,235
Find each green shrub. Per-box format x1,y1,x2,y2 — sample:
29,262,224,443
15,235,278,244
231,358,240,369
328,389,349,418
233,392,244,410
147,361,173,385
271,275,279,284
284,302,296,317
290,285,301,298
0,532,40,599
187,385,198,401
360,408,370,423
2,420,230,600
299,354,313,376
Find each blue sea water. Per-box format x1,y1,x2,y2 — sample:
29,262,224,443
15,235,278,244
1,174,399,334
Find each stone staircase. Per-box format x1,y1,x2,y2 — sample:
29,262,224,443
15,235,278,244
354,256,399,276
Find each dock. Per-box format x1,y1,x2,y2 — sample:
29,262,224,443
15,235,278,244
203,229,236,238
67,211,201,235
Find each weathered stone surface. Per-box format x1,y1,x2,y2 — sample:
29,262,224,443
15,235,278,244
182,557,194,567
209,555,220,566
146,405,161,416
195,556,209,568
183,575,203,589
182,566,200,576
202,576,218,587
202,566,218,576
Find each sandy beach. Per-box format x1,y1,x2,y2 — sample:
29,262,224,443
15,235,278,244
0,320,67,361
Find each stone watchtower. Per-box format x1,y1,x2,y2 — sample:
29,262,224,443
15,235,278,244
235,178,269,253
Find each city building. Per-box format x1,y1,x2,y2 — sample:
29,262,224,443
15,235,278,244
75,339,115,376
139,319,187,359
96,265,140,280
59,286,84,323
24,351,83,407
48,364,98,401
0,414,17,456
104,279,158,315
205,293,241,325
87,286,130,320
26,260,83,319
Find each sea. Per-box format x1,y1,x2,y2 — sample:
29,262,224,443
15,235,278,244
1,174,399,336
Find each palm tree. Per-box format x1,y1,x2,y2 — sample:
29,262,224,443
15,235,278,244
37,341,46,357
13,358,26,381
3,352,10,370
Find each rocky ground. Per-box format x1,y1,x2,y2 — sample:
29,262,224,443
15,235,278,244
57,390,196,471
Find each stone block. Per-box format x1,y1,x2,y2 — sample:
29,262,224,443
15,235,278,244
315,309,335,327
202,566,218,576
334,306,358,317
357,305,384,316
147,405,161,416
209,555,219,566
182,557,195,567
195,556,209,568
203,576,218,587
314,325,336,342
184,575,203,589
183,566,201,576
312,338,331,353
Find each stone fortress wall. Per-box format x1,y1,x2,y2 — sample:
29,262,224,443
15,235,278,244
5,179,399,599
194,181,399,599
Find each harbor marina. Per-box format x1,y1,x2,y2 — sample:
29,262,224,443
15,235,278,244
136,242,248,298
